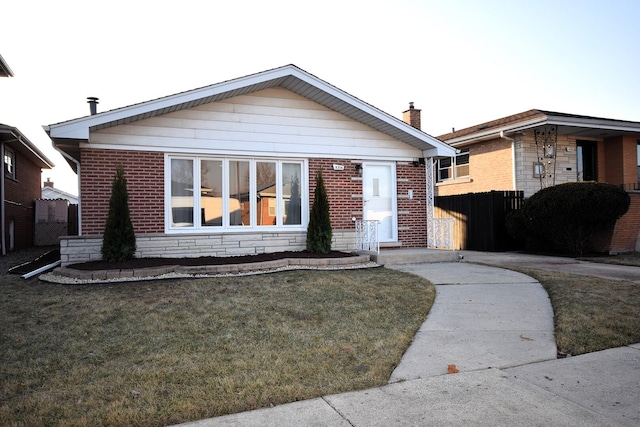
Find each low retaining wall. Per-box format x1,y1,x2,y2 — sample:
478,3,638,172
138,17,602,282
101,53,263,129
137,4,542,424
52,254,371,282
59,230,357,266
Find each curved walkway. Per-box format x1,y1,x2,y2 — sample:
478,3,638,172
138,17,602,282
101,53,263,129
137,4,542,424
176,259,640,426
387,262,556,381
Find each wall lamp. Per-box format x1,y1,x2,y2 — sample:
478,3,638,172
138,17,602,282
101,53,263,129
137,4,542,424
413,158,425,167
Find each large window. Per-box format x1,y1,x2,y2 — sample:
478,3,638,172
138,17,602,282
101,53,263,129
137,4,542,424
437,148,469,181
167,156,304,231
4,147,15,179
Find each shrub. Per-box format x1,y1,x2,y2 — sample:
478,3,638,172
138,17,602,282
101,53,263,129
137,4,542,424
517,182,630,255
101,164,137,262
306,170,332,254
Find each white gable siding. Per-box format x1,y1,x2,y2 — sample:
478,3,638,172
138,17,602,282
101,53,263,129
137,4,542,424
89,88,422,160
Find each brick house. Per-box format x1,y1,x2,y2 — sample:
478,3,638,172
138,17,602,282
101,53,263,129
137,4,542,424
1,124,55,254
45,65,455,266
436,109,640,252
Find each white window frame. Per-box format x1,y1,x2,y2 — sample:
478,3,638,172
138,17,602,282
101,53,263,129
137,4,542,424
437,148,469,182
4,147,16,179
165,155,307,233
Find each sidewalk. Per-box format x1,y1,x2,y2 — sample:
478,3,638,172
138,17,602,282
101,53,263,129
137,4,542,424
176,260,640,426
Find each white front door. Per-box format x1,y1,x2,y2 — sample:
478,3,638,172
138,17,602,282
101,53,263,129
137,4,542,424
363,162,397,242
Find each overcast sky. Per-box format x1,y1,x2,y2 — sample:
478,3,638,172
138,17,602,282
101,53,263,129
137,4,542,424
2,0,639,196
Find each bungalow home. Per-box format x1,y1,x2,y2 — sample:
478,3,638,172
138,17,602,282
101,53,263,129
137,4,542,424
45,65,455,266
1,124,55,254
435,109,640,252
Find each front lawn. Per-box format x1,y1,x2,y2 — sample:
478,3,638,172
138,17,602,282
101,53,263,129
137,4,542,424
0,268,434,426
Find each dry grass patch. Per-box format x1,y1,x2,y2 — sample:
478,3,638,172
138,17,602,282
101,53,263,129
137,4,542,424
579,251,640,267
514,268,640,356
0,267,433,426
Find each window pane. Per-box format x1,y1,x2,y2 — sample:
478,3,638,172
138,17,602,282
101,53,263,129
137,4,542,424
283,163,302,225
171,158,194,227
256,162,276,226
229,160,250,226
456,150,469,165
201,160,223,226
455,164,469,177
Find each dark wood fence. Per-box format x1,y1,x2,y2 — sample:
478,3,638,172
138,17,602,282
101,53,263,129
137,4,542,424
68,204,79,236
434,191,524,251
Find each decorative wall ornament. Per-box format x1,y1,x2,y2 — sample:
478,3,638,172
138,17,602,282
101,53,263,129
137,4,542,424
534,125,558,189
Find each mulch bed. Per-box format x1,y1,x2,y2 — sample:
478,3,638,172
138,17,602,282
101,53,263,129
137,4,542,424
68,251,358,271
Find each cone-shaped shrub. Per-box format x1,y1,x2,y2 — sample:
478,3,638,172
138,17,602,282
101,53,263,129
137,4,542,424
101,164,136,262
306,170,332,254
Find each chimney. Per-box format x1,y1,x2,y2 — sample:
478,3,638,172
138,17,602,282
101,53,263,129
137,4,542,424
44,177,54,188
87,97,99,115
402,102,421,130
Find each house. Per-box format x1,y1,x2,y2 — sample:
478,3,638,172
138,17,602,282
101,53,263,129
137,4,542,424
436,109,640,252
1,124,55,254
41,178,79,205
45,65,455,266
436,109,640,197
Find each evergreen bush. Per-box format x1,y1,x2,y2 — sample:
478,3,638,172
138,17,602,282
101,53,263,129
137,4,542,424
306,170,332,254
101,164,137,262
516,182,630,255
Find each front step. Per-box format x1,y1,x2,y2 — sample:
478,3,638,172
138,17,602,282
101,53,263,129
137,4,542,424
366,248,460,265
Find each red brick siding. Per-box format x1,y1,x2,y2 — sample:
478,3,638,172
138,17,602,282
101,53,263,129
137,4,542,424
610,193,640,253
80,149,164,235
397,162,428,247
3,149,43,250
308,159,361,231
309,158,428,248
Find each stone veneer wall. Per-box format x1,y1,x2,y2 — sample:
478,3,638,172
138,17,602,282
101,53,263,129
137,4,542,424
59,230,357,266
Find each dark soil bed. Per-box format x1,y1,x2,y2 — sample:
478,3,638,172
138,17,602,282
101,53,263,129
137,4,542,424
69,251,358,271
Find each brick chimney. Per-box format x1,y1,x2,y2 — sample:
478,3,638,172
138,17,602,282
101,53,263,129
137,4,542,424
44,177,54,188
402,102,421,130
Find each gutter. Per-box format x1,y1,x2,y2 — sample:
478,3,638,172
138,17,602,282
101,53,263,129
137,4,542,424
500,131,517,191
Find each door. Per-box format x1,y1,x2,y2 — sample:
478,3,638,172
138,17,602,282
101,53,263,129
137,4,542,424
577,140,597,181
363,163,397,242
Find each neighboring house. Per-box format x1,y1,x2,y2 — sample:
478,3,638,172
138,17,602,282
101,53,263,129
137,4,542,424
436,109,640,252
1,124,55,254
436,109,640,198
45,65,455,265
41,178,79,204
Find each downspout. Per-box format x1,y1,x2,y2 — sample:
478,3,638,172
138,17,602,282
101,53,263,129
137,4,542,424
500,131,517,191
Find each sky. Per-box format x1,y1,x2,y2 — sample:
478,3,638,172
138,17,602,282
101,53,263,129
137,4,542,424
2,0,639,196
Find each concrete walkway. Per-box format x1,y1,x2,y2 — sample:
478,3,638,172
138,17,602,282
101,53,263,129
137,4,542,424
176,259,640,426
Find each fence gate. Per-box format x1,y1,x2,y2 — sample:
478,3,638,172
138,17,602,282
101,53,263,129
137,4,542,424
355,220,379,253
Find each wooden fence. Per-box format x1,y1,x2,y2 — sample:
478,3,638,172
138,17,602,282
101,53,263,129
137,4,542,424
434,191,524,251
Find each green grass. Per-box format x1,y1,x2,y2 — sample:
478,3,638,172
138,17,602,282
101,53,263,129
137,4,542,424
0,268,434,427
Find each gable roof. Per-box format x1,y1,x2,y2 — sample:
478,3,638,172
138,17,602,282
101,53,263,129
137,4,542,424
45,64,455,169
0,124,54,169
438,109,640,146
0,54,14,77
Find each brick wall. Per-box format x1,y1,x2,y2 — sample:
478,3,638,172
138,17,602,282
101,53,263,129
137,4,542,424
3,148,43,250
80,149,164,235
609,192,640,253
308,158,428,248
436,137,513,196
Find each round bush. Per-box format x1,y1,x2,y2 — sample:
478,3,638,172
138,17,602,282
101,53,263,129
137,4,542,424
519,182,630,255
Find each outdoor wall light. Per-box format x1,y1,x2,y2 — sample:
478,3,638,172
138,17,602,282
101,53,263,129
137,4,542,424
413,157,425,167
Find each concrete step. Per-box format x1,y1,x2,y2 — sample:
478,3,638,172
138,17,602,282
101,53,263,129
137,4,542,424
367,248,460,265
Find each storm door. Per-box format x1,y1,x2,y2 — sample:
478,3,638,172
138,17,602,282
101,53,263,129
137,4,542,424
362,162,397,242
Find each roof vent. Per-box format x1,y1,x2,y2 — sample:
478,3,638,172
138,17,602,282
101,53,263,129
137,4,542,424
87,97,99,115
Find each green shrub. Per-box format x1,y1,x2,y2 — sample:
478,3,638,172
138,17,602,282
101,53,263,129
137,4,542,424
517,182,630,255
101,164,137,262
306,171,332,254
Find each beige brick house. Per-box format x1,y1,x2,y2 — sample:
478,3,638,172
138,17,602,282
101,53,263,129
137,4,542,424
435,110,640,252
435,109,640,197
